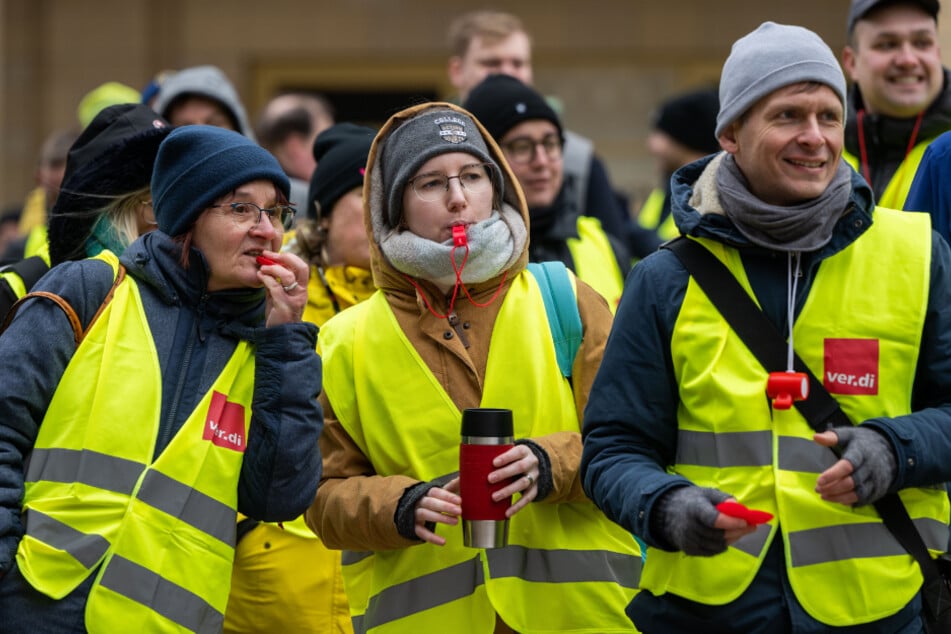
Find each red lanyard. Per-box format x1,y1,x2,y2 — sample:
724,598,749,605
404,242,509,319
856,108,924,190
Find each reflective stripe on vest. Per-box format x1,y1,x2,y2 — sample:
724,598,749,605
643,208,949,626
23,509,111,569
788,518,948,567
566,215,624,311
361,547,640,630
319,271,640,633
843,141,932,210
17,250,255,633
97,555,221,633
341,550,375,634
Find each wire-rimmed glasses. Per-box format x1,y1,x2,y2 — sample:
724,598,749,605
407,163,495,202
209,201,296,230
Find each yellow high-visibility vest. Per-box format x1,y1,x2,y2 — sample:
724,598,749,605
843,141,931,210
18,250,255,633
319,270,640,633
644,208,948,626
567,215,625,311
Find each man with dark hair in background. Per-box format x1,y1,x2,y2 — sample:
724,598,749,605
257,93,336,210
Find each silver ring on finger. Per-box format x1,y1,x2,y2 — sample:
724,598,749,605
282,281,299,292
525,473,535,487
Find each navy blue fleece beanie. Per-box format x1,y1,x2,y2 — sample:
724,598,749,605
151,125,290,236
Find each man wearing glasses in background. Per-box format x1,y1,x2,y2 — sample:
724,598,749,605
464,74,628,310
446,9,633,249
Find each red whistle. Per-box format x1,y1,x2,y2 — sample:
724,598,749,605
766,371,809,410
716,501,774,525
452,225,468,247
255,255,277,266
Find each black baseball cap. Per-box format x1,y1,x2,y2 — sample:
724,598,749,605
847,0,939,35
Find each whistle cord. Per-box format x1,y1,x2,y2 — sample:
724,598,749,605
405,243,509,319
785,252,802,372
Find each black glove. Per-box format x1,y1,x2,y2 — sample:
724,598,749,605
516,438,553,501
833,426,897,505
652,486,731,556
394,472,457,541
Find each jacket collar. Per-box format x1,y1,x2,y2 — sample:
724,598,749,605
845,68,951,159
120,231,265,332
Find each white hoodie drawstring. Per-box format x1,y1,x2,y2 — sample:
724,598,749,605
786,251,802,371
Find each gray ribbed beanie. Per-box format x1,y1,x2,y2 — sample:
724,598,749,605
381,107,503,227
715,22,846,138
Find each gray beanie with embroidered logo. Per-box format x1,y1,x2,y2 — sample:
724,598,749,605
715,22,846,138
380,107,504,228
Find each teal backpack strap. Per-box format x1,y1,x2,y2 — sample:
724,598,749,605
526,261,583,378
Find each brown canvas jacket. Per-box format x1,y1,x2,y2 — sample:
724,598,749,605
306,102,615,551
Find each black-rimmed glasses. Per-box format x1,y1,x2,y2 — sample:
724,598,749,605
501,134,563,164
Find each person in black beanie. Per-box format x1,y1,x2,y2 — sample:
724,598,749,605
0,103,171,322
286,122,378,324
464,73,629,310
48,103,172,266
630,87,720,260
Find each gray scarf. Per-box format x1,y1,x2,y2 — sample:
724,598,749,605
380,203,527,289
716,154,852,252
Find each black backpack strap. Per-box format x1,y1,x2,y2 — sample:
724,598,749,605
0,256,50,321
3,255,50,288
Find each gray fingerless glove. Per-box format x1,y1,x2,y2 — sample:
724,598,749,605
833,426,897,505
651,486,732,556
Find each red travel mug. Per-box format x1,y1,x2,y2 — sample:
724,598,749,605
459,408,513,548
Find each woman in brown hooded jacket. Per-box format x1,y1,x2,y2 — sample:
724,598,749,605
306,102,640,634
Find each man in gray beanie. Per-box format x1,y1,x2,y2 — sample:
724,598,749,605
582,20,951,633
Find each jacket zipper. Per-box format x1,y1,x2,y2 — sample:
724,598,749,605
156,292,206,457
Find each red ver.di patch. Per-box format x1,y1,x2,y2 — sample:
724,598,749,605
823,338,879,396
203,391,247,452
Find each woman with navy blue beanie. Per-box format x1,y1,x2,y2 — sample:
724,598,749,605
225,122,378,634
0,124,324,633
